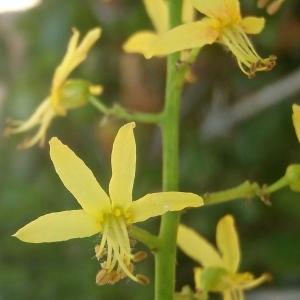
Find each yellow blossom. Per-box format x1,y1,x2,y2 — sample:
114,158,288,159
292,104,300,143
145,0,276,78
4,27,102,149
177,215,270,299
123,0,195,55
13,122,203,284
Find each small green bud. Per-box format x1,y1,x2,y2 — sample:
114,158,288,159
59,79,90,110
286,164,300,192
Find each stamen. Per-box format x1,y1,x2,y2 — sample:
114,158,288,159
136,274,150,285
220,26,276,77
133,251,148,263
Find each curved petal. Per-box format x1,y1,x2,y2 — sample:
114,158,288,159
177,224,223,267
216,215,240,273
143,0,168,33
123,31,159,55
292,104,300,143
109,122,136,211
129,192,203,223
182,0,195,24
239,273,271,290
145,20,219,59
240,17,265,34
13,210,101,243
52,28,80,90
191,0,240,21
49,137,111,220
52,28,101,91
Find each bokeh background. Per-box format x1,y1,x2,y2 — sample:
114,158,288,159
1,0,300,299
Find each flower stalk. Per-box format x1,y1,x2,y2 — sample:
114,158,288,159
155,1,186,299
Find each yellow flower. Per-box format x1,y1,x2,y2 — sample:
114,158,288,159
4,27,102,149
123,0,195,55
13,122,203,284
177,215,270,299
292,104,300,143
145,0,276,78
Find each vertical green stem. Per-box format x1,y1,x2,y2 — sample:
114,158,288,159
155,1,185,299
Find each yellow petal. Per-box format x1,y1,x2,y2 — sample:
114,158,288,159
52,27,101,91
240,17,265,34
239,272,271,290
292,104,300,143
52,28,80,90
145,20,219,59
191,0,240,21
129,192,203,223
182,0,195,24
194,267,203,290
177,224,223,267
123,31,159,54
216,215,240,273
109,122,136,211
143,0,168,33
49,137,111,220
13,210,101,243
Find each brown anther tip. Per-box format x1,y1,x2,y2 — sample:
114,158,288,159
136,274,150,285
108,271,121,284
96,269,109,285
264,273,273,282
133,251,148,263
257,0,270,8
248,73,256,79
267,1,282,15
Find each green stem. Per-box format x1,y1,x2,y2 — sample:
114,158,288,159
203,181,261,205
88,95,162,124
155,1,185,299
131,226,160,250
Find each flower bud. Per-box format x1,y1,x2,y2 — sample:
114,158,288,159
59,80,90,110
52,79,103,116
286,164,300,192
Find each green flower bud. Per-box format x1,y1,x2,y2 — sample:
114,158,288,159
286,164,300,192
59,79,90,110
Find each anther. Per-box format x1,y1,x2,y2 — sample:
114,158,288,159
136,274,150,285
133,251,148,263
267,0,284,15
257,0,270,8
96,269,110,285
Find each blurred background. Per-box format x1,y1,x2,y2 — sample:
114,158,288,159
1,0,300,299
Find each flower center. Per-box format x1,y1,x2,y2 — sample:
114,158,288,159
219,25,276,78
95,209,148,285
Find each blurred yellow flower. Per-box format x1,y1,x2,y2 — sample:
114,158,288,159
123,0,194,55
177,215,270,299
13,122,203,284
4,27,102,149
145,0,276,78
292,104,300,143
